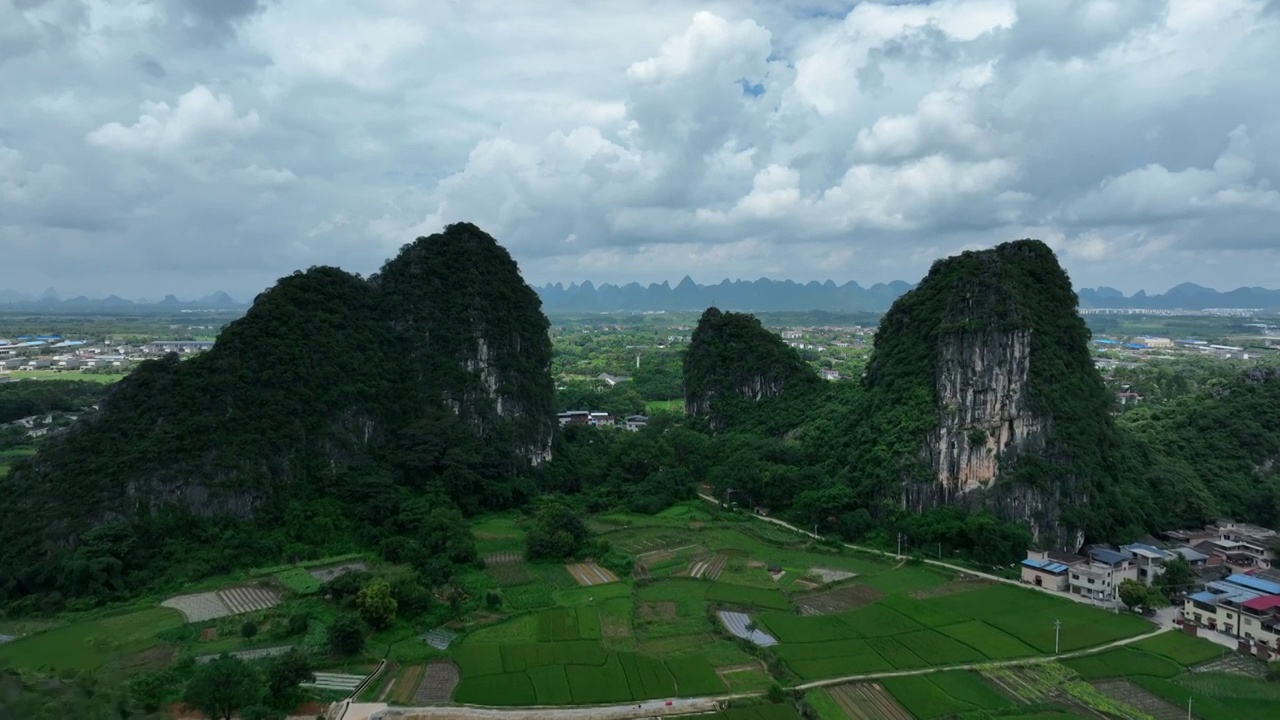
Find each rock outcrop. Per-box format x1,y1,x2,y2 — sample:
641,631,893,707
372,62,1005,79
864,239,1112,549
682,307,817,429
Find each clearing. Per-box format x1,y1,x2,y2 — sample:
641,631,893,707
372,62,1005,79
413,661,460,705
717,611,777,647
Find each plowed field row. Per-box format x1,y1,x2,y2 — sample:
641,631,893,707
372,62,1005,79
829,683,913,720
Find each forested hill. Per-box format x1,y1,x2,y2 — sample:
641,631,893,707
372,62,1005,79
0,223,555,606
852,239,1120,549
682,307,818,429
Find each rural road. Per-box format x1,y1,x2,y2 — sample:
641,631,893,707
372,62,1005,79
695,493,1131,612
342,694,748,720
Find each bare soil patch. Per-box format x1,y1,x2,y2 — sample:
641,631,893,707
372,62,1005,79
566,562,620,586
689,553,727,580
828,682,913,720
797,584,885,615
601,613,633,638
716,663,762,675
199,628,218,641
809,567,857,584
793,579,820,591
307,561,368,583
413,660,460,705
638,601,678,621
746,560,765,569
909,577,993,599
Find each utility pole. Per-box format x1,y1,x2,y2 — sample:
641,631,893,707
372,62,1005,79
897,533,903,557
1054,619,1062,654
1186,696,1192,720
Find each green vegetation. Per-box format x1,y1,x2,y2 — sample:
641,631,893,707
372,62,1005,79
882,671,1014,718
683,306,819,430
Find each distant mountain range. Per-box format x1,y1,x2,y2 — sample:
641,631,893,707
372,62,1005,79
536,277,1280,314
0,289,246,311
5,280,1280,314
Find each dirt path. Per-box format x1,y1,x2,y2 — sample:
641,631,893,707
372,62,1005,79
792,626,1174,690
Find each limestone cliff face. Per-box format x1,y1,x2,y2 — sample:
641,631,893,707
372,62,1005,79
683,307,817,429
927,328,1044,495
865,240,1110,550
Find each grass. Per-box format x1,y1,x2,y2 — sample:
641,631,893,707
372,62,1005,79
644,399,683,413
804,690,847,720
274,568,321,595
936,620,1039,659
1060,647,1181,680
882,675,974,719
1134,675,1280,720
0,607,184,672
706,582,791,611
1130,631,1225,667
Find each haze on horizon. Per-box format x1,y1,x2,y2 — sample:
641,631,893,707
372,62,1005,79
2,0,1279,300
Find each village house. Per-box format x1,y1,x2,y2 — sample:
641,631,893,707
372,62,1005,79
1183,574,1280,658
819,369,841,381
1068,547,1138,601
623,415,648,432
1020,550,1083,591
1120,543,1177,585
1166,522,1276,571
596,373,631,387
556,410,591,427
588,412,613,428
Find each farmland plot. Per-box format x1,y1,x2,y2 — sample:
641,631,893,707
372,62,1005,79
690,553,728,580
828,682,913,720
566,562,620,586
217,586,281,615
420,628,459,650
303,671,366,692
162,592,231,623
717,611,777,647
1093,679,1188,720
412,660,459,705
797,585,884,615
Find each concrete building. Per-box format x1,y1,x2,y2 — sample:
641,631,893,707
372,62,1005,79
1020,550,1080,591
1068,548,1137,601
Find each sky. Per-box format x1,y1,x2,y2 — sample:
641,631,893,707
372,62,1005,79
2,0,1279,300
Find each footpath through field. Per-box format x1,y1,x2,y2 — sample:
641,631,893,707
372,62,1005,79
695,493,1116,610
792,625,1173,690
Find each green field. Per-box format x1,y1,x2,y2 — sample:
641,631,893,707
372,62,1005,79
882,671,1014,719
0,607,184,672
274,568,322,594
1129,631,1225,666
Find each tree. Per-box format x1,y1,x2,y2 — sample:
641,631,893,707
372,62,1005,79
355,579,398,629
1118,579,1154,612
241,620,258,639
766,683,787,703
326,613,365,656
1152,555,1196,602
265,648,315,706
182,654,262,720
526,500,591,560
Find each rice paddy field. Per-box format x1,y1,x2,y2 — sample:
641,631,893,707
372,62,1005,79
442,502,1164,709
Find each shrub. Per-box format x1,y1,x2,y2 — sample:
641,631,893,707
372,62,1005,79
240,621,258,639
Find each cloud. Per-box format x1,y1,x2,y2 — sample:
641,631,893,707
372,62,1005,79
86,85,261,153
0,0,1279,298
